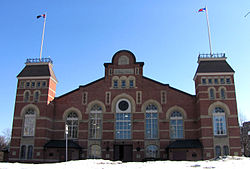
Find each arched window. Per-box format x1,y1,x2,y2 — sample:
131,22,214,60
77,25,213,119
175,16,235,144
20,145,26,159
24,91,30,102
215,146,221,157
34,91,40,102
115,99,131,139
89,145,101,159
223,145,229,156
170,111,184,139
89,104,102,139
213,107,226,136
66,112,78,139
209,88,215,100
23,108,36,136
27,145,33,159
220,88,226,99
146,145,158,158
145,104,158,139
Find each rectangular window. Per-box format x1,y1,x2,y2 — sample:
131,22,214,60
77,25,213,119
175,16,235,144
136,91,142,104
42,81,47,88
161,91,167,104
82,92,88,105
109,68,113,76
106,92,111,105
36,81,41,88
20,81,25,88
226,78,231,84
146,113,158,139
31,82,35,88
23,114,36,136
135,67,140,75
214,78,218,84
213,115,226,135
202,78,207,84
208,79,213,84
220,78,225,84
26,82,30,88
115,113,131,139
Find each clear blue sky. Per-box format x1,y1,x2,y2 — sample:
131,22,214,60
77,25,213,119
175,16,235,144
1,0,250,133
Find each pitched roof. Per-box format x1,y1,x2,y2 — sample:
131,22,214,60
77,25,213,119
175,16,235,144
168,139,203,149
17,63,57,81
44,140,82,149
196,60,234,74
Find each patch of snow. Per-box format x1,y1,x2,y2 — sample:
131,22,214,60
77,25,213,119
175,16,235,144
0,156,250,169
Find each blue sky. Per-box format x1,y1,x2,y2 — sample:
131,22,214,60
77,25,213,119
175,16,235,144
1,0,250,132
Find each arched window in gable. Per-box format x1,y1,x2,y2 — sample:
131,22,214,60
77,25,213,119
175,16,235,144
145,104,158,139
170,111,184,139
66,112,78,139
89,104,102,139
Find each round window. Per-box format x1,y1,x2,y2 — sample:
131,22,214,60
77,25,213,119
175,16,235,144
118,100,129,111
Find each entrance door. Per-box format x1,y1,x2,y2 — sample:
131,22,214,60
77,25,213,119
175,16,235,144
114,145,133,162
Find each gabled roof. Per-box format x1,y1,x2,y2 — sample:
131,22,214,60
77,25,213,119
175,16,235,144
196,60,234,74
17,63,57,81
168,139,203,149
44,140,82,149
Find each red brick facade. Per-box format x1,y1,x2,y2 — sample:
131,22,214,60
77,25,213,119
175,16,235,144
9,50,241,162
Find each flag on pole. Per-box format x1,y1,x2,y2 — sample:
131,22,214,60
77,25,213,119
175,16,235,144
37,14,46,19
198,8,206,12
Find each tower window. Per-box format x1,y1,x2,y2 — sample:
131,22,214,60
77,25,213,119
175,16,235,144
42,81,47,87
26,82,30,88
20,81,25,88
208,79,213,84
209,88,215,100
31,82,35,88
214,79,218,84
202,78,207,84
36,81,41,88
220,78,225,84
226,78,231,84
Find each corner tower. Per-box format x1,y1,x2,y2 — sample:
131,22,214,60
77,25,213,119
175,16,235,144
194,54,241,159
9,58,57,162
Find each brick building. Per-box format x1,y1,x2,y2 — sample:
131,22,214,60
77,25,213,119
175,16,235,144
241,121,250,156
9,50,241,162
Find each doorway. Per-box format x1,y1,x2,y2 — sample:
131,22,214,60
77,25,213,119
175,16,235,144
114,145,133,162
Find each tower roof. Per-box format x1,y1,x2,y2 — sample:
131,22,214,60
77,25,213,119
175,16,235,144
17,58,57,82
195,53,235,74
196,60,235,73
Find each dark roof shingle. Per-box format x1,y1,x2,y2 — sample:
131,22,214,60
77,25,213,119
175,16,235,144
17,64,57,81
196,60,234,74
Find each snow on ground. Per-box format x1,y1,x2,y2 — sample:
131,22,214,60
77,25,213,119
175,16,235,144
0,156,250,169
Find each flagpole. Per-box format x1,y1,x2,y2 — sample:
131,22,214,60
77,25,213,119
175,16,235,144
205,6,213,56
39,13,47,61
